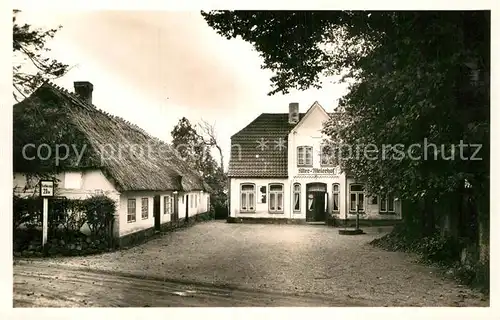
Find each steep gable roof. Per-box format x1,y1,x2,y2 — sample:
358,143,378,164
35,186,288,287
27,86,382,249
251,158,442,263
291,101,331,131
228,113,305,177
13,82,209,192
228,102,341,178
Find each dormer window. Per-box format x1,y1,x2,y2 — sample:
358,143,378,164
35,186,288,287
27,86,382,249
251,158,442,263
297,146,313,166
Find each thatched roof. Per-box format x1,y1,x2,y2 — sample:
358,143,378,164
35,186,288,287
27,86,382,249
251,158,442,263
13,82,210,193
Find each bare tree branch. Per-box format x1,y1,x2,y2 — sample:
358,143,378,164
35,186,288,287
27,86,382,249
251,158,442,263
12,10,70,102
196,119,224,172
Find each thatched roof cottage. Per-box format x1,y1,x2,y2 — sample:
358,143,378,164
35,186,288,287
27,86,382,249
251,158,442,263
13,81,212,245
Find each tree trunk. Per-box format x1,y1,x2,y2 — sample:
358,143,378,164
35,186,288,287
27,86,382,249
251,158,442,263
476,187,489,264
216,144,224,172
422,196,436,236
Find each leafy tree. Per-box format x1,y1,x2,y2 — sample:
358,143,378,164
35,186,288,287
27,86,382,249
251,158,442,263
202,11,489,259
13,9,69,102
171,117,228,218
171,117,210,176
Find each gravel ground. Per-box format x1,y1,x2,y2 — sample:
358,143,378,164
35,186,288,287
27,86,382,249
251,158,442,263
18,221,488,306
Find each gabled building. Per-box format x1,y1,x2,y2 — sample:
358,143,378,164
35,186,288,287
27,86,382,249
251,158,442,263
13,81,211,245
228,101,402,224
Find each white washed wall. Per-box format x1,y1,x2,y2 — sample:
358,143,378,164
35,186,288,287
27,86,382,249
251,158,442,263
230,178,289,218
14,170,122,236
118,192,155,237
287,103,337,178
13,170,117,198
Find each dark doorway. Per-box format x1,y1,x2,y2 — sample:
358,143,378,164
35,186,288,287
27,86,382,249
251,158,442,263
306,183,327,222
153,195,161,231
173,192,179,222
185,194,189,222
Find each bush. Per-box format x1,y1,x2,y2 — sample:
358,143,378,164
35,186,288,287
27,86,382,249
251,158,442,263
13,194,117,256
13,195,41,230
82,195,116,243
417,234,464,264
51,197,86,235
372,230,464,264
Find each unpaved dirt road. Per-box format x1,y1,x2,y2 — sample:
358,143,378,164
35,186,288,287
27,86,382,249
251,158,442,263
13,221,489,307
13,261,368,307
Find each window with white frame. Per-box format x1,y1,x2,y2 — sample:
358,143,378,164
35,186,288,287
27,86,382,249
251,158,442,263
293,183,301,212
240,184,256,212
190,194,193,208
332,183,340,213
321,145,335,166
64,172,82,189
269,184,284,213
380,195,396,213
141,198,149,219
164,195,172,214
349,184,365,212
297,146,313,166
127,199,136,223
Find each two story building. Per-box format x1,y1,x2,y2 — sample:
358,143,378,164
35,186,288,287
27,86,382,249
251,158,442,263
227,101,402,225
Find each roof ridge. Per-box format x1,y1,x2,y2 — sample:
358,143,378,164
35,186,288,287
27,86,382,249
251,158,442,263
17,81,207,192
230,112,266,138
50,82,173,153
50,82,156,140
230,112,303,139
46,81,98,114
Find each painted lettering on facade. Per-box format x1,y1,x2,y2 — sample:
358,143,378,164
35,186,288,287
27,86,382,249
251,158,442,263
298,167,338,174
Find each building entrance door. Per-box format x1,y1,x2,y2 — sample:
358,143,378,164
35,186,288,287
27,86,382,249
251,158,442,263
306,183,327,222
153,195,161,231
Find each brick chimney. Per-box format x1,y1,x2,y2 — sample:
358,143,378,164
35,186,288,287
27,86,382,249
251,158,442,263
74,81,93,105
288,102,299,124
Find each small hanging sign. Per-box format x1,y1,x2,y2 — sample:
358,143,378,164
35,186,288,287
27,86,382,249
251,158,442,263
39,180,54,197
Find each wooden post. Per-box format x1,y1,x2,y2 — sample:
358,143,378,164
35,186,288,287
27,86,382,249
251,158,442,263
42,197,48,248
39,180,54,251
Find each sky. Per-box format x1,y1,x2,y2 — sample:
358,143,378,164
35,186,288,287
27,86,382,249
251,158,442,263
14,10,350,168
